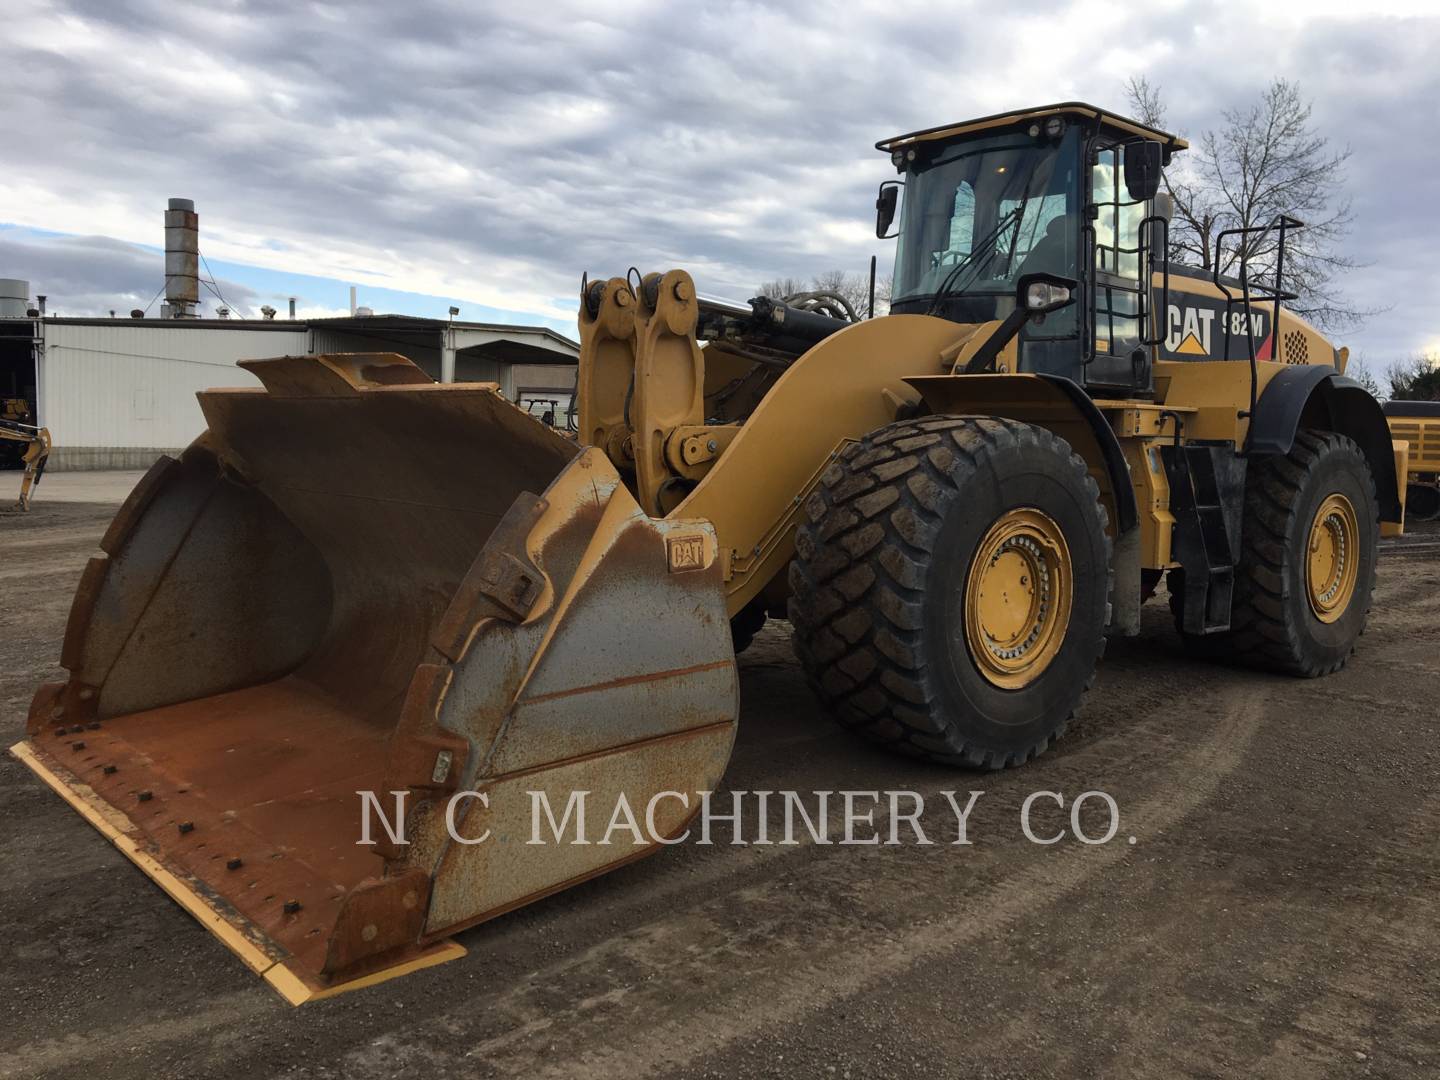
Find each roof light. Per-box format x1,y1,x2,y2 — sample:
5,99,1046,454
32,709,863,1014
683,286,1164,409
1044,117,1065,138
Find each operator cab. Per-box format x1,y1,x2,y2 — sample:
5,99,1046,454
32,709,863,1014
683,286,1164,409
877,103,1185,396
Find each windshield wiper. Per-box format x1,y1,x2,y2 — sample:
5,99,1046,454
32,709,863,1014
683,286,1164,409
925,203,1025,316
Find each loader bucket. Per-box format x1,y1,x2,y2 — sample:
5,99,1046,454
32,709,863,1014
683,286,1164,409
13,352,738,1003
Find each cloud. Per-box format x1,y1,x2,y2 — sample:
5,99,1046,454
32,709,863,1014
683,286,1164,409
1112,5,1440,356
0,227,260,317
0,0,1436,357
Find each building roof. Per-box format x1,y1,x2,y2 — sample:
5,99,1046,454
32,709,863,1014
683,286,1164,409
876,101,1188,154
0,312,581,354
308,314,580,353
23,316,308,331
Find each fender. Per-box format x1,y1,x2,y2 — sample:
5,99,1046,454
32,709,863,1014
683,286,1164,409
907,372,1143,634
1250,366,1402,524
905,372,1139,535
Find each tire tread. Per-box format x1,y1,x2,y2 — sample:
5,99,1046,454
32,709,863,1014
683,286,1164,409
1170,429,1377,676
789,416,1110,769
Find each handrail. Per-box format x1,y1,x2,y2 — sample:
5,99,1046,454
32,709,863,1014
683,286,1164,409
1140,214,1170,347
1210,214,1306,449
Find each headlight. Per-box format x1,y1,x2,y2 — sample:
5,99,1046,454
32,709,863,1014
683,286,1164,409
1026,281,1072,311
1044,116,1065,138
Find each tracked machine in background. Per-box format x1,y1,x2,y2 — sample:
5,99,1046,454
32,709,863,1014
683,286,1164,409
1,397,51,510
14,103,1404,1000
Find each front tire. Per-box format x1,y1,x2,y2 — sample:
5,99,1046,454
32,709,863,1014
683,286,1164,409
788,416,1111,769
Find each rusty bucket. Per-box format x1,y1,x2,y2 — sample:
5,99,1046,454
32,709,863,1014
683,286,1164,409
13,353,737,1002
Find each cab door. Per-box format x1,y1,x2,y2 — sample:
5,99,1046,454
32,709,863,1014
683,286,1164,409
1085,144,1150,394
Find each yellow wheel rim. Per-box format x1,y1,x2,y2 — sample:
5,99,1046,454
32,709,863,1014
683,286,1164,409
1306,492,1359,623
963,508,1073,690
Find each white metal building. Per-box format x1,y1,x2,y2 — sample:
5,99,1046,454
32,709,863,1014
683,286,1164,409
28,317,309,469
3,199,581,470
307,314,580,408
0,309,579,471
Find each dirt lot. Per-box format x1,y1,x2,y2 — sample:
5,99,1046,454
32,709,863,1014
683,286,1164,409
1,478,1438,1079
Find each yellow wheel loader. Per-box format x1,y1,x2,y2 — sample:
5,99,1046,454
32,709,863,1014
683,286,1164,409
13,103,1404,1001
1384,400,1440,521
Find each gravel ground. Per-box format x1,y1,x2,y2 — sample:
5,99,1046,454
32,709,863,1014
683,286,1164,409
1,476,1437,1079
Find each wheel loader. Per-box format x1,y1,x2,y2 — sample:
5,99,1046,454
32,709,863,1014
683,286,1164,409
13,102,1405,1002
1384,400,1440,521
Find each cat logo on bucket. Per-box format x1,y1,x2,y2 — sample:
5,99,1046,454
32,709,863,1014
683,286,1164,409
666,534,707,573
1164,303,1267,358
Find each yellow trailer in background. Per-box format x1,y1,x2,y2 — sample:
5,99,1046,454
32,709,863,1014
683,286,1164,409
1385,400,1440,521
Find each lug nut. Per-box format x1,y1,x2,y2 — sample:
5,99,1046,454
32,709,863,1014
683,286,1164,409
102,764,117,775
137,790,153,802
226,857,243,870
54,727,67,737
71,741,86,751
178,821,194,834
87,722,100,730
283,900,302,915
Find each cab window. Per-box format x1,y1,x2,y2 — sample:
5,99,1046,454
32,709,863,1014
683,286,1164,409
1090,145,1146,355
1091,148,1146,278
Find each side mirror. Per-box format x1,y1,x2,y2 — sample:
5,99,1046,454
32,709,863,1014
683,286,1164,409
1146,193,1173,274
875,181,901,239
961,272,1079,374
1124,141,1164,200
1016,272,1077,315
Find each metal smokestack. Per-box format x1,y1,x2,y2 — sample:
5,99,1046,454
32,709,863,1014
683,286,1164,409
164,197,200,318
0,279,29,319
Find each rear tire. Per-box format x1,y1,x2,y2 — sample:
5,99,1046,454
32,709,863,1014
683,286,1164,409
788,416,1111,769
1407,482,1440,523
730,600,768,655
1171,430,1378,676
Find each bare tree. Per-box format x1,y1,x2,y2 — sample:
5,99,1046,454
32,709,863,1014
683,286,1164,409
1125,76,1374,331
757,277,809,301
758,269,892,318
1346,355,1382,397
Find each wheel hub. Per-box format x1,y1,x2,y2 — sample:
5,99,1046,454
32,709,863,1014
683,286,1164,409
964,509,1073,689
1306,492,1359,623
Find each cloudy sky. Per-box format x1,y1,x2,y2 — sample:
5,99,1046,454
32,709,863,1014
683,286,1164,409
1,0,1437,363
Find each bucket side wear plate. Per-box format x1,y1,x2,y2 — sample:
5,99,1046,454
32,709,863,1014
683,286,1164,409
380,448,740,937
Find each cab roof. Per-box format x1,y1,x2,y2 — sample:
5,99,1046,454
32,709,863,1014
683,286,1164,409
876,101,1188,154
